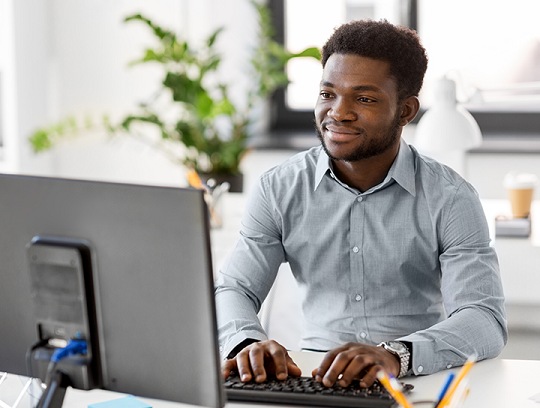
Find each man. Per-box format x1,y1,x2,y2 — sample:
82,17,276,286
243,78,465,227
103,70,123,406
215,19,507,389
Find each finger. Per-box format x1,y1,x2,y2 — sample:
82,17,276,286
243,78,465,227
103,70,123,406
338,354,372,387
359,365,383,388
221,358,237,379
314,349,340,382
267,343,292,380
236,349,254,382
321,350,354,387
248,344,268,382
286,356,302,377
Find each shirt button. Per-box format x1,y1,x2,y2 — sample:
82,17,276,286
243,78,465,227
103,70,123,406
355,294,362,301
357,196,363,202
446,364,452,369
360,332,367,339
352,246,359,253
417,366,424,373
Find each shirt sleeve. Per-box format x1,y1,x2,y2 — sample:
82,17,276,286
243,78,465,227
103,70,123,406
398,180,508,375
214,173,286,359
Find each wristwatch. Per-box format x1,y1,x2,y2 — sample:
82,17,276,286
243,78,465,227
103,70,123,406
378,341,410,378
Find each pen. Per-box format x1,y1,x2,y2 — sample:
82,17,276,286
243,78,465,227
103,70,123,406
433,372,455,407
376,371,414,408
436,355,476,408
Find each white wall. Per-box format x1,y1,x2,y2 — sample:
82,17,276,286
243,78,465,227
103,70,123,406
11,0,54,174
9,0,258,185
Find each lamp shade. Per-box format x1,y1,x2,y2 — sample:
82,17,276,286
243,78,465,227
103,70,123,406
415,77,482,152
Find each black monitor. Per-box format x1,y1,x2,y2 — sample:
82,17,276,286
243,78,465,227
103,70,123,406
0,173,224,408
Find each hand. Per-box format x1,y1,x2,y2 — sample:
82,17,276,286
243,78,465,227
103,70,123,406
221,340,302,383
311,342,400,388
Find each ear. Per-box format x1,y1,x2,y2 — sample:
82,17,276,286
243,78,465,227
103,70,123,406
398,96,420,126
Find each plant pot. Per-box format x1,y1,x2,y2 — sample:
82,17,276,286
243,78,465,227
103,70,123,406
200,173,244,193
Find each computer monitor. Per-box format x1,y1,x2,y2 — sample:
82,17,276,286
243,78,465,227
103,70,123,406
0,173,224,408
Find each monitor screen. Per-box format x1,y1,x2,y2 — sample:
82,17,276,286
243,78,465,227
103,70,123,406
0,173,224,408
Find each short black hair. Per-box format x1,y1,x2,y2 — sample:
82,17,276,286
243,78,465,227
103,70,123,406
321,19,428,101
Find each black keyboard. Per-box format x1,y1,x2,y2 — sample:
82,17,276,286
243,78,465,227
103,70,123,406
225,374,414,408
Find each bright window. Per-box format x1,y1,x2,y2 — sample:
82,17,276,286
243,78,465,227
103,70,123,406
419,0,540,111
284,0,540,112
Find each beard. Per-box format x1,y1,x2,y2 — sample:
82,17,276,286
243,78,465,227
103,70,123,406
315,110,402,163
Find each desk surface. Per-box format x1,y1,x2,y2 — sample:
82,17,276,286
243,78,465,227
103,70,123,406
289,352,540,408
2,353,539,408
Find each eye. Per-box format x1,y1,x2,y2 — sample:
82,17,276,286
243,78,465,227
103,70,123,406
320,91,332,99
358,96,375,103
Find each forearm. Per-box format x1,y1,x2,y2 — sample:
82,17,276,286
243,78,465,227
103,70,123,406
215,284,269,358
399,304,507,375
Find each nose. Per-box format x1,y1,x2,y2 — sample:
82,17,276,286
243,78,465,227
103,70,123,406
327,98,357,122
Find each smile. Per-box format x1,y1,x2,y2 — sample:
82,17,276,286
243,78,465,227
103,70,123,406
325,127,361,143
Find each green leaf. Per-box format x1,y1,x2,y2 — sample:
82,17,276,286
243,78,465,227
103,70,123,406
207,27,224,48
163,72,202,105
121,113,163,131
124,14,176,45
210,98,235,117
29,129,53,152
195,91,215,118
292,47,321,60
171,41,188,61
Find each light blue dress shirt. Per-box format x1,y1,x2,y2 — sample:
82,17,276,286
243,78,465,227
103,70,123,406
215,140,507,375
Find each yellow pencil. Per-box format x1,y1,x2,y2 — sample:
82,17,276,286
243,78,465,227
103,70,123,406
437,355,476,407
376,370,414,408
187,169,206,190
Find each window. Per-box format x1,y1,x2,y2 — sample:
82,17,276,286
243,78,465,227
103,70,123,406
268,0,540,147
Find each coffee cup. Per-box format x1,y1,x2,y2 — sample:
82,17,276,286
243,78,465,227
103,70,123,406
503,172,538,218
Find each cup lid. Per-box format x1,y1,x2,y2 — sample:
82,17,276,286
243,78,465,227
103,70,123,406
503,172,538,189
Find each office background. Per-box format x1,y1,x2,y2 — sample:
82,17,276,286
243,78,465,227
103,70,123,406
1,0,539,359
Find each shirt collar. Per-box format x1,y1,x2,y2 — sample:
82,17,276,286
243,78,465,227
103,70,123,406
387,139,416,197
314,139,416,196
314,148,331,190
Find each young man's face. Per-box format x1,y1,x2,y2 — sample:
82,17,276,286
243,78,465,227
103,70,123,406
314,53,404,163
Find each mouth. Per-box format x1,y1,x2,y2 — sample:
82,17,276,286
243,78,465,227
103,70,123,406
323,125,362,143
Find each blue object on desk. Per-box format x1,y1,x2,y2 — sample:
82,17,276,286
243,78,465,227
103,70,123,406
434,372,455,407
88,395,151,408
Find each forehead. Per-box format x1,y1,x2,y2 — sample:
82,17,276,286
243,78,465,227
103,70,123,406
321,53,398,96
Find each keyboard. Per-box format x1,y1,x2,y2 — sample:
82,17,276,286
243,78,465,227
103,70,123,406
225,374,414,408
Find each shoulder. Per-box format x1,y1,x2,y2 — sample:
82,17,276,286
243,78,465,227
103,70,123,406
410,145,478,198
259,146,321,190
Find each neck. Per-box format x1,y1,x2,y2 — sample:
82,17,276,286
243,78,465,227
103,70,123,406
331,142,400,193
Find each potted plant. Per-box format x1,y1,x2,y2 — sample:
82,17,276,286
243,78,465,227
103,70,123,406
29,1,320,192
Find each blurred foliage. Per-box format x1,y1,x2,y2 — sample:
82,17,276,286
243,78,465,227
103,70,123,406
29,1,320,176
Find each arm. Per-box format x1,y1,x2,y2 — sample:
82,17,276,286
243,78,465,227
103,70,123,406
398,180,507,375
215,175,299,380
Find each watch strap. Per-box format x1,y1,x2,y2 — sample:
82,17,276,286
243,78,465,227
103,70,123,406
378,341,410,378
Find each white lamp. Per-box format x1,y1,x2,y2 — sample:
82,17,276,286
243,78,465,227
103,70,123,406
414,76,482,177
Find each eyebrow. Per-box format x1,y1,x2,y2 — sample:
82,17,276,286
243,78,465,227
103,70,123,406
320,81,382,92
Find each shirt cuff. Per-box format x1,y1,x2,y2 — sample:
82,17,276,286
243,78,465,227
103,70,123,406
397,334,465,375
221,330,268,360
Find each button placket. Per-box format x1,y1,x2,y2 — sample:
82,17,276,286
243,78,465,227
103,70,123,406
350,194,366,338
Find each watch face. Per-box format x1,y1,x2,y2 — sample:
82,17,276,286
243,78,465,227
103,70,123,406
388,341,406,352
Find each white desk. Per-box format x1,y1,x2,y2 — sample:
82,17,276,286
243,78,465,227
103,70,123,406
289,352,540,408
2,353,540,408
